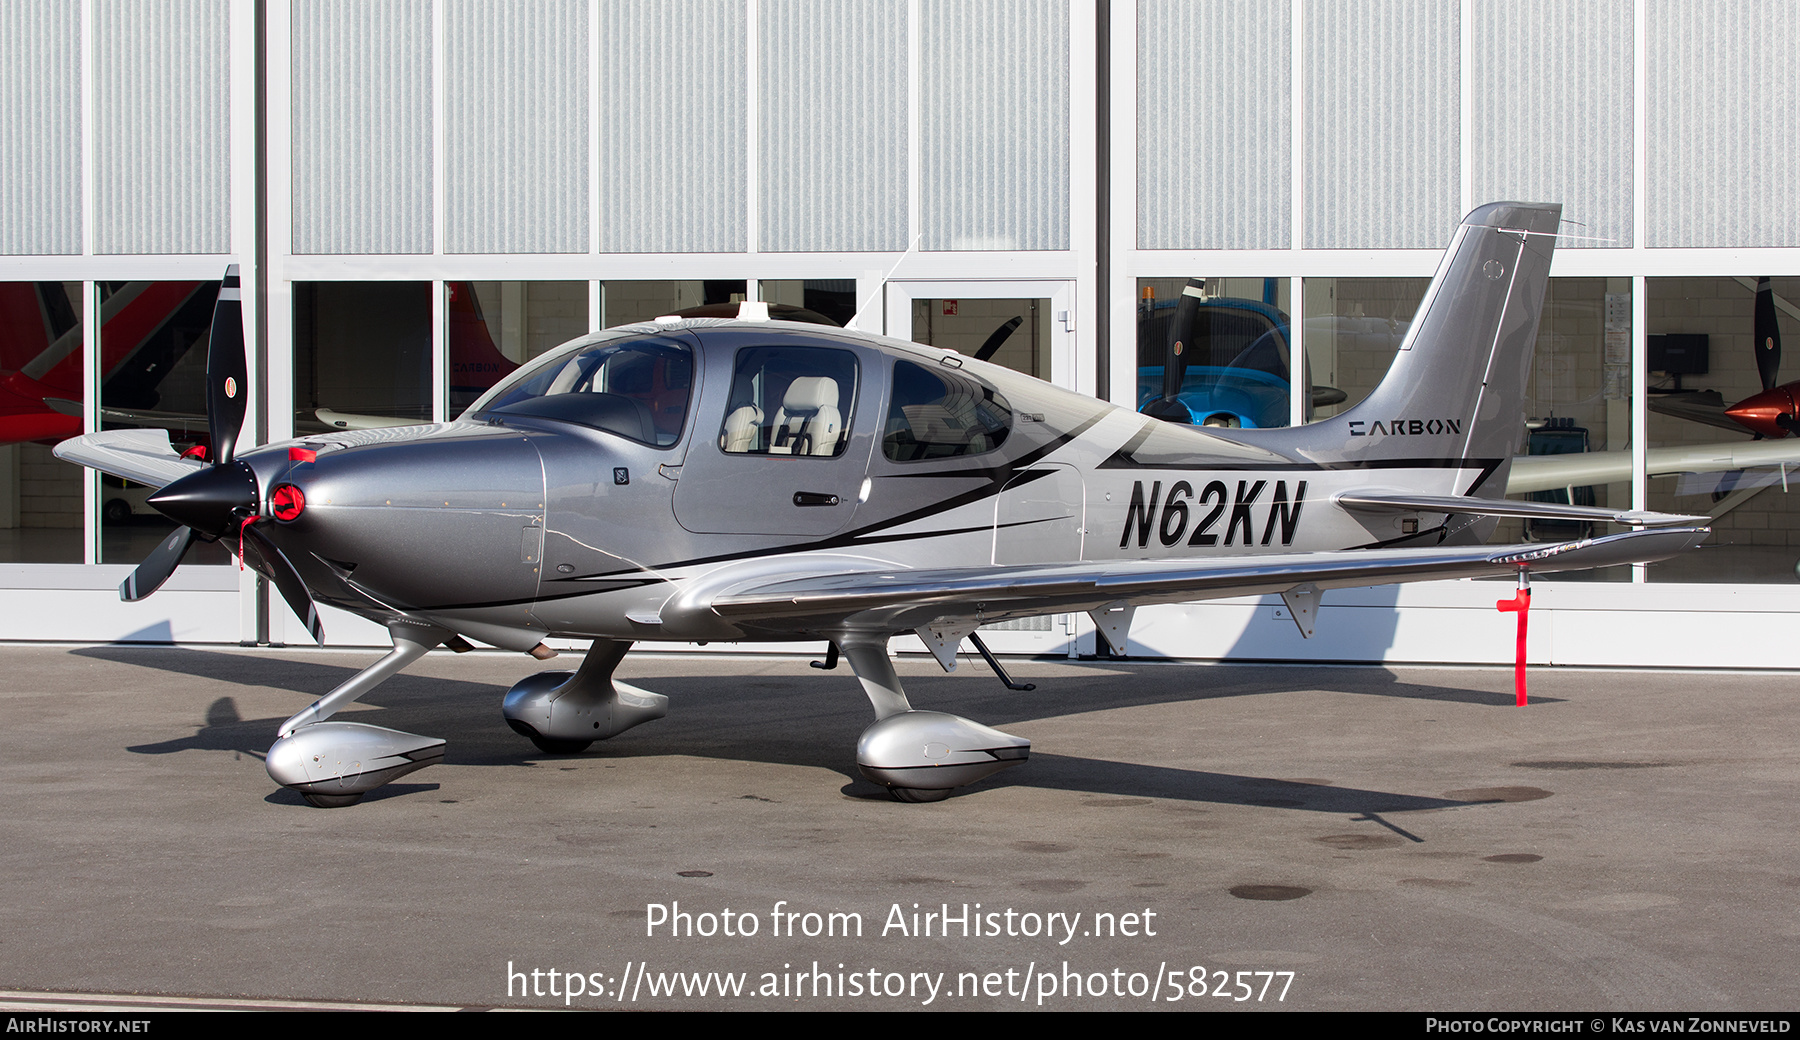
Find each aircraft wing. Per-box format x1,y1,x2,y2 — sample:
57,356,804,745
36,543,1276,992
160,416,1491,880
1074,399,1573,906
1646,390,1746,435
1507,440,1800,495
707,527,1706,633
313,408,429,431
44,397,213,436
52,428,206,489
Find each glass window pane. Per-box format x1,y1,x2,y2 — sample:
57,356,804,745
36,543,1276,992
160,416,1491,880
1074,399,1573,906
1137,278,1294,428
479,334,693,448
450,281,589,416
295,281,431,433
96,280,228,566
882,359,1011,462
1485,278,1632,580
0,281,83,562
1646,276,1800,584
718,345,856,458
1302,277,1428,420
599,280,746,329
758,279,857,327
909,297,1049,379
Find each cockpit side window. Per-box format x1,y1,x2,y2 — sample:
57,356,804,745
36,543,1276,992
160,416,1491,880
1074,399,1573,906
475,335,693,446
718,345,859,458
882,359,1012,462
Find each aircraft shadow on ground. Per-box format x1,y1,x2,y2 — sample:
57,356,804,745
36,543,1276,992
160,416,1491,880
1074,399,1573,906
80,644,1508,816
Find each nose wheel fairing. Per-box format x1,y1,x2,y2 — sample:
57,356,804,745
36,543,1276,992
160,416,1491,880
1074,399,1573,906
265,721,445,807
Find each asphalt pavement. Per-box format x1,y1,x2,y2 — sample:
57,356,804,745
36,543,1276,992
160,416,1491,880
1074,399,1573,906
0,643,1793,1012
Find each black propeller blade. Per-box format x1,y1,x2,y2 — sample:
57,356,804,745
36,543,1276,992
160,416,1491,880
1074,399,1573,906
241,525,325,644
1141,278,1207,423
972,316,1022,362
120,526,197,602
205,267,248,465
1162,277,1205,403
1755,276,1782,393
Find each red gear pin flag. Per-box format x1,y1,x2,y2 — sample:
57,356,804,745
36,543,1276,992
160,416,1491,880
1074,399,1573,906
1495,569,1531,706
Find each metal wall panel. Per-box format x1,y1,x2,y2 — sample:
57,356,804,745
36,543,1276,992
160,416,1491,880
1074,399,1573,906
1473,2,1630,249
292,0,432,255
1647,0,1800,247
920,0,1069,251
95,0,230,254
1137,0,1289,250
0,1,81,255
1304,0,1458,249
446,0,586,254
598,0,746,253
759,0,906,253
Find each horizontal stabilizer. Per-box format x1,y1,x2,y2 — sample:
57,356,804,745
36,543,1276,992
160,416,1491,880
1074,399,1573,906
1334,490,1708,527
52,429,206,489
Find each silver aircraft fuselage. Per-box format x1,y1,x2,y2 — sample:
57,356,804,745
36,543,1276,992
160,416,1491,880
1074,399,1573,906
248,320,1500,653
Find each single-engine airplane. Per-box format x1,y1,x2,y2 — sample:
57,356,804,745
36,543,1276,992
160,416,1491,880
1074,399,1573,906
56,202,1711,807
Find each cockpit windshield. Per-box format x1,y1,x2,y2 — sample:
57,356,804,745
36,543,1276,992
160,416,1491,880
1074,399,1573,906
470,334,694,447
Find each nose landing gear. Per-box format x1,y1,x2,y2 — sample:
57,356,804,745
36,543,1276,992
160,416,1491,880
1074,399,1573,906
265,622,452,807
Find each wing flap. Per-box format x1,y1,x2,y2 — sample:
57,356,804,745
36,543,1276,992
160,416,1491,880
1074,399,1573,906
709,527,1709,629
53,429,206,489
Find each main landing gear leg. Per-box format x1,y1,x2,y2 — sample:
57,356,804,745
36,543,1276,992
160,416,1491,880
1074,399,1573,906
265,622,452,808
500,637,668,755
837,633,1030,803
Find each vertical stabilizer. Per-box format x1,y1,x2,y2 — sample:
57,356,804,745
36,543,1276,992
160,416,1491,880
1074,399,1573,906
1339,203,1560,482
1236,203,1561,497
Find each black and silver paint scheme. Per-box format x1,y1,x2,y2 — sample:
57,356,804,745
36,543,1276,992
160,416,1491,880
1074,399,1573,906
56,204,1712,807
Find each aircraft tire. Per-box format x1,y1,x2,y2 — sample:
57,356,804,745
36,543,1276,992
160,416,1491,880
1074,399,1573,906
528,735,593,755
888,786,952,803
302,792,363,808
104,498,131,524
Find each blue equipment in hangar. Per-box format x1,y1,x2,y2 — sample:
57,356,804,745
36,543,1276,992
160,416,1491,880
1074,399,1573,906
1136,278,1346,429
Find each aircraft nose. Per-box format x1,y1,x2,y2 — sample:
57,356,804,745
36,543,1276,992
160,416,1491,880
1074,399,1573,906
146,460,261,537
254,430,548,622
1725,386,1798,439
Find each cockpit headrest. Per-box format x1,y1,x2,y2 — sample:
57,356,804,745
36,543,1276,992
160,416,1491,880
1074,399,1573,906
782,375,839,413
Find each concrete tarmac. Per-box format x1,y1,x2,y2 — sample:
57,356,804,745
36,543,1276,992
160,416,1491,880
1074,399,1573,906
0,643,1794,1012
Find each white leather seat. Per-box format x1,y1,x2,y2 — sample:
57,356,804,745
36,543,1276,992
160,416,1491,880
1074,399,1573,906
767,376,841,456
720,404,763,452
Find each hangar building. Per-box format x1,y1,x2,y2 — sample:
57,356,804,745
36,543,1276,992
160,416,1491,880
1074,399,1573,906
2,0,1797,667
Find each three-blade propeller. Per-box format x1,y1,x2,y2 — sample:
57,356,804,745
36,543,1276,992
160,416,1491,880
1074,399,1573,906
118,267,324,642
